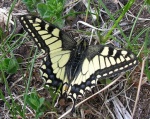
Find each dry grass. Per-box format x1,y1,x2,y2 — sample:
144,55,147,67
0,0,150,119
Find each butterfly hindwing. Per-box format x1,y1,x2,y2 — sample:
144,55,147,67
66,45,138,101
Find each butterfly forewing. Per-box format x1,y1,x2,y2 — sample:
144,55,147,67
19,15,76,90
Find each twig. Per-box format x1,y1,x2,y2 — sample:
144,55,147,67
131,57,147,118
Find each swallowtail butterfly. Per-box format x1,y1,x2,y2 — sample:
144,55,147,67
19,15,138,110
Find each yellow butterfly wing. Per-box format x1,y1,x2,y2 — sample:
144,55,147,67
19,15,77,91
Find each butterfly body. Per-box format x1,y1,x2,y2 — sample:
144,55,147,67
19,15,138,110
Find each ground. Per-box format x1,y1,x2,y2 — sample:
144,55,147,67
0,0,150,119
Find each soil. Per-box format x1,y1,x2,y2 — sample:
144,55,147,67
0,0,150,119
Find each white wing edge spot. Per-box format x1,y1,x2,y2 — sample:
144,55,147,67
47,79,52,84
97,75,101,78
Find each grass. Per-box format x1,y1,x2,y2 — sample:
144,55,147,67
0,0,150,118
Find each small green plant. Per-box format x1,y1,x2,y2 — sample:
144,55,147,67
0,58,19,74
0,57,19,83
22,0,65,26
22,0,42,11
25,90,45,118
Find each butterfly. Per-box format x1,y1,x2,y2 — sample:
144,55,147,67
19,15,138,111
